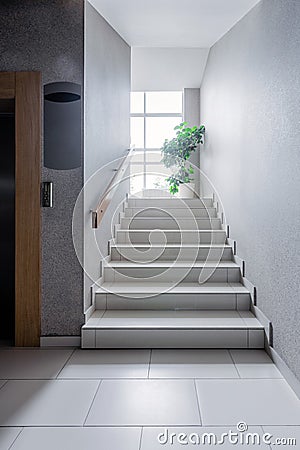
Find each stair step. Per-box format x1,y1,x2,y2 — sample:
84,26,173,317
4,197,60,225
95,282,250,310
120,217,221,230
82,310,264,349
96,281,249,294
103,261,241,283
106,261,239,268
124,207,217,218
128,197,213,208
110,243,233,262
115,229,226,244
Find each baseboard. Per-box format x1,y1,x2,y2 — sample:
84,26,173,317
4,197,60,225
40,336,81,347
251,304,272,345
267,345,300,400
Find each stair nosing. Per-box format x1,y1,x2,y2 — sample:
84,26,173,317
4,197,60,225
105,261,239,268
110,244,231,248
116,229,226,233
95,282,249,295
84,325,263,330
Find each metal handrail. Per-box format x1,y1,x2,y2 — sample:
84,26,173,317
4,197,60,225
91,147,135,228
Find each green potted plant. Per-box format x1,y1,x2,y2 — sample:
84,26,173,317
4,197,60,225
161,122,205,195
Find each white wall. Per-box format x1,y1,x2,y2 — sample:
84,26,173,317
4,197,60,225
83,2,131,312
132,47,209,91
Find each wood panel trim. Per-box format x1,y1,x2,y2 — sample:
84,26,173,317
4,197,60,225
15,72,41,346
0,72,15,98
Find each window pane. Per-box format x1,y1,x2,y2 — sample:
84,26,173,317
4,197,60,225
130,92,144,113
130,150,144,164
130,117,144,148
145,151,163,164
146,91,182,113
130,164,144,195
145,164,172,190
146,117,181,148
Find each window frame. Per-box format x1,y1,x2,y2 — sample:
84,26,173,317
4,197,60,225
131,92,183,149
130,91,183,192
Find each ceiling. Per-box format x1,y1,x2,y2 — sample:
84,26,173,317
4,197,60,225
88,0,261,48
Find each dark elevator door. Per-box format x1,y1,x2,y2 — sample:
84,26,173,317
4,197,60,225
0,107,15,342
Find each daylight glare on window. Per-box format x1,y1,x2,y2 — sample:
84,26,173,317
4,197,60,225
130,92,144,114
130,91,183,149
130,91,183,194
146,91,182,114
146,116,181,148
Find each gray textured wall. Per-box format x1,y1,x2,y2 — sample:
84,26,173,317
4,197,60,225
200,0,300,379
0,0,84,335
84,3,131,310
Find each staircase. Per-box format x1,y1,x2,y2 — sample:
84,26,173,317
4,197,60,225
82,196,264,349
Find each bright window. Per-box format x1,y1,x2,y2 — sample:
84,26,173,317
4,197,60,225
130,91,183,194
145,116,181,148
130,117,144,148
146,91,182,114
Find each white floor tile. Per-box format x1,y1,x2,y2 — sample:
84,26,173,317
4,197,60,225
58,349,150,379
262,426,300,449
196,379,300,426
0,380,99,426
230,350,283,379
10,427,141,450
141,426,271,449
0,349,73,379
150,350,239,378
0,428,22,450
85,379,201,426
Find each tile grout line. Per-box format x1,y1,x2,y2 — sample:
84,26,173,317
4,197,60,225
193,379,203,426
0,376,283,381
7,426,24,450
139,427,144,450
55,348,77,379
0,380,9,391
0,423,297,429
83,380,103,426
147,350,152,379
228,350,241,378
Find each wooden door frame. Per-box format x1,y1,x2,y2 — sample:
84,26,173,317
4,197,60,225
0,72,41,346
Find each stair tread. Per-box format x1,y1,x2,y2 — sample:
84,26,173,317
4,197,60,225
95,281,248,294
84,310,263,329
117,229,225,232
124,217,218,220
106,261,239,268
111,243,231,248
129,197,212,200
125,203,216,211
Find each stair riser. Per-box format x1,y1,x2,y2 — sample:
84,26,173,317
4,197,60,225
96,292,250,310
103,266,241,283
121,218,221,230
110,247,233,262
116,231,227,245
82,328,264,349
124,208,217,218
128,198,213,208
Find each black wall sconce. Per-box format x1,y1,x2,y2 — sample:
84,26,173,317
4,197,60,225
44,82,81,170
